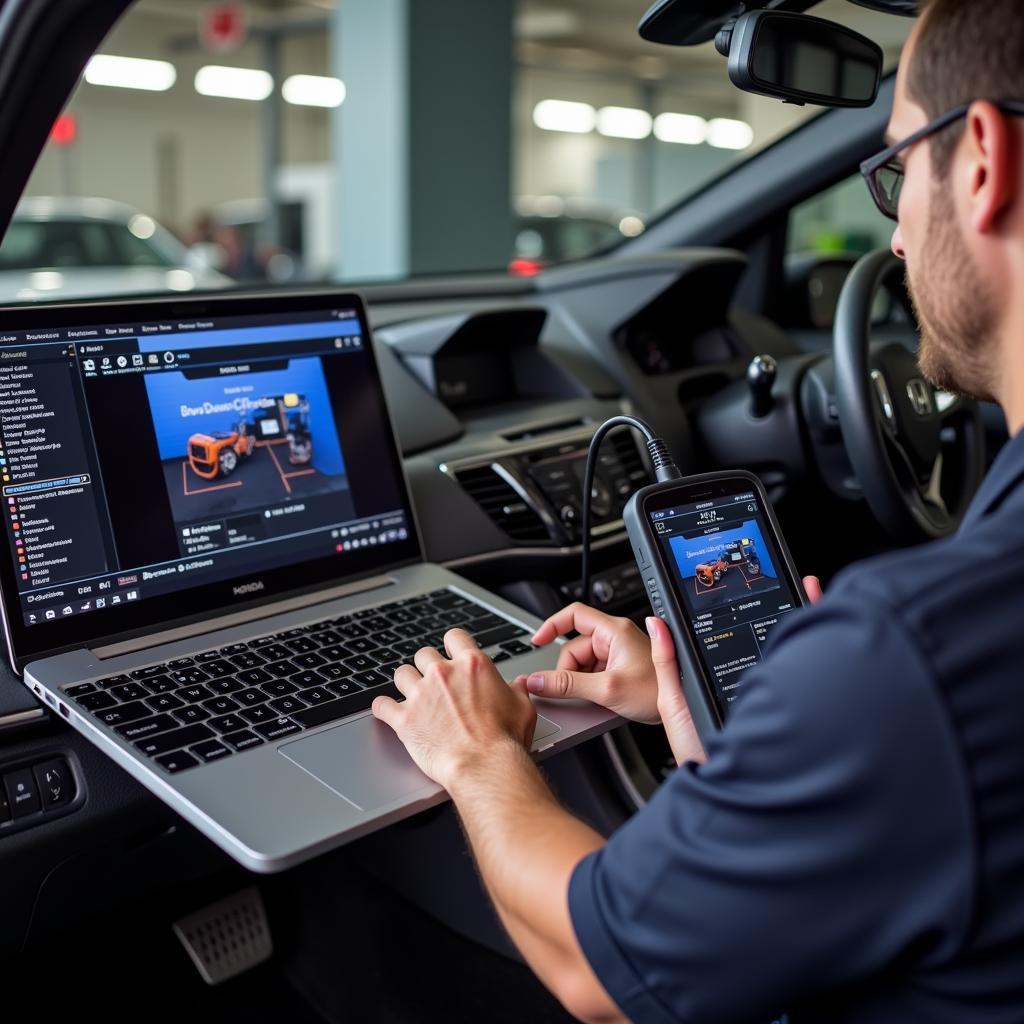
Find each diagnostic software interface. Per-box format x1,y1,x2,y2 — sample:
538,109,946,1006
1,307,411,628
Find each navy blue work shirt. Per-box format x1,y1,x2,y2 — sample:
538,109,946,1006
569,426,1024,1024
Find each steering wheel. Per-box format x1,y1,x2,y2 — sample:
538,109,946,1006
833,249,986,542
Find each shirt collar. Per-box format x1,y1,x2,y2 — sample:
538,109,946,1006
960,426,1024,530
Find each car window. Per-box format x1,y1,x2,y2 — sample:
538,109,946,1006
6,0,912,298
788,172,894,258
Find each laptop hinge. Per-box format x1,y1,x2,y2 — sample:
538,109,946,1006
91,575,396,660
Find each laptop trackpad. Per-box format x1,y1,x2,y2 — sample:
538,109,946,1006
279,713,561,812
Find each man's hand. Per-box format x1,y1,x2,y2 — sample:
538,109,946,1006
523,602,665,724
371,628,537,792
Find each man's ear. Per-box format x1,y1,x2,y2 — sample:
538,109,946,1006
964,100,1016,233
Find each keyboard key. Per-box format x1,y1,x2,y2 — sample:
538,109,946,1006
467,613,506,632
352,669,388,689
229,652,265,671
343,636,375,654
433,592,471,610
500,639,533,656
362,616,390,633
236,667,272,686
116,713,179,741
203,695,240,716
146,675,179,694
206,677,246,695
200,659,236,679
219,643,250,656
240,705,276,724
196,650,225,663
208,713,249,734
66,683,97,697
392,640,421,657
264,659,297,679
309,628,343,646
292,651,328,670
327,679,365,698
178,684,214,704
291,683,402,729
270,696,307,715
95,674,131,689
344,654,377,673
259,644,293,663
77,691,117,712
290,670,323,689
130,665,169,680
253,717,302,741
319,644,351,661
145,693,185,713
222,729,264,752
156,750,199,774
173,705,212,726
375,629,401,645
110,682,150,702
234,687,269,708
170,668,210,687
297,686,334,705
474,624,525,648
316,663,350,681
191,739,230,763
284,637,317,654
168,657,195,669
134,723,214,757
93,700,152,727
261,680,298,698
492,652,511,663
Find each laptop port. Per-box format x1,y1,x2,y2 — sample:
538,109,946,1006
58,702,70,719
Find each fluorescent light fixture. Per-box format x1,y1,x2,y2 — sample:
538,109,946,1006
282,74,346,108
85,54,176,92
195,65,273,101
597,106,652,140
532,99,596,134
654,112,707,145
707,117,754,150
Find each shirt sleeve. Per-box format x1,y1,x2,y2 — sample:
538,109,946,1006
568,585,976,1024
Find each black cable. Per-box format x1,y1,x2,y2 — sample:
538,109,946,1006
580,415,681,604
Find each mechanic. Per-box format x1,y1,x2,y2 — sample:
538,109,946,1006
372,1,1024,1020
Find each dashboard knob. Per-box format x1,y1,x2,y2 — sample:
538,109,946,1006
747,354,777,419
592,579,614,604
559,504,578,527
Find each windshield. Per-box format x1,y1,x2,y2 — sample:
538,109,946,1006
7,0,911,298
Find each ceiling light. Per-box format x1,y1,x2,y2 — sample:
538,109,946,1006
85,55,176,92
654,112,707,145
515,9,580,39
532,99,596,134
282,74,346,108
128,214,156,240
707,117,754,150
597,106,652,140
194,65,273,101
619,215,645,237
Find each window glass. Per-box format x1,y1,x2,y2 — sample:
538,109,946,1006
6,0,912,299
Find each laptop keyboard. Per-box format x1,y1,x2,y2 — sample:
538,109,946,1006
61,589,535,775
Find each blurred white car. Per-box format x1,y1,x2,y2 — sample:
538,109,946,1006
0,196,230,301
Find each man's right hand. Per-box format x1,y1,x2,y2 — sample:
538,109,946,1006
523,603,664,725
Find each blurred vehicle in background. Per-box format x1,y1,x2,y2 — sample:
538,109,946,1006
509,197,645,276
0,196,229,302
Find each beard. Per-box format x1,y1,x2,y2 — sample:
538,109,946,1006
904,182,998,402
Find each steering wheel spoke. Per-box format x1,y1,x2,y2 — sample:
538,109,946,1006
833,249,984,541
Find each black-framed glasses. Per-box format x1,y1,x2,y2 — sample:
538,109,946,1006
860,99,1024,221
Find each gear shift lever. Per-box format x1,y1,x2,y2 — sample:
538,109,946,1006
746,354,777,418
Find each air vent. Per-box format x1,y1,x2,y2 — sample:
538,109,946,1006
609,429,650,489
455,465,551,544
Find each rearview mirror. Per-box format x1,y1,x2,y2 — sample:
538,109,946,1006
724,11,883,108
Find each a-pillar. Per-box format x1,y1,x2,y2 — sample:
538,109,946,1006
331,0,515,280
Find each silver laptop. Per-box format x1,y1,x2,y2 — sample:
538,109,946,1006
1,291,616,872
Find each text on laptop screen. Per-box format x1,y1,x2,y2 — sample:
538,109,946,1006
0,302,414,635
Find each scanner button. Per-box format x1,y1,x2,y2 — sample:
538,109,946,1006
4,768,41,818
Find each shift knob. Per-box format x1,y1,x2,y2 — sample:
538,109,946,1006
747,354,777,418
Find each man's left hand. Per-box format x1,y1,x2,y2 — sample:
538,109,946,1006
371,628,537,792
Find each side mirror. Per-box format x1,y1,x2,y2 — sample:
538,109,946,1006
722,11,883,108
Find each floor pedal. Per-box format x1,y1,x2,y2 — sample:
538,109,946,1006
172,885,273,985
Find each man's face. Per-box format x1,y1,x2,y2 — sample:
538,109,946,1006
887,22,998,402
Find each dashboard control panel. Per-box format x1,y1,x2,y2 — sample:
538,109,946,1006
0,753,77,836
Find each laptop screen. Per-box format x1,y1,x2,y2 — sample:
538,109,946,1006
0,292,421,666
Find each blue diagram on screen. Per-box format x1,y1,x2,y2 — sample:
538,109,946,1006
144,356,353,526
669,519,780,614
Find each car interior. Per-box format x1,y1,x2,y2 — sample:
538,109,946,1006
0,0,1009,1020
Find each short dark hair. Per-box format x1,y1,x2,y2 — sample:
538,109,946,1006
908,0,1024,174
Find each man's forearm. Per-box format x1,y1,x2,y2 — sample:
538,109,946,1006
448,740,624,1022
